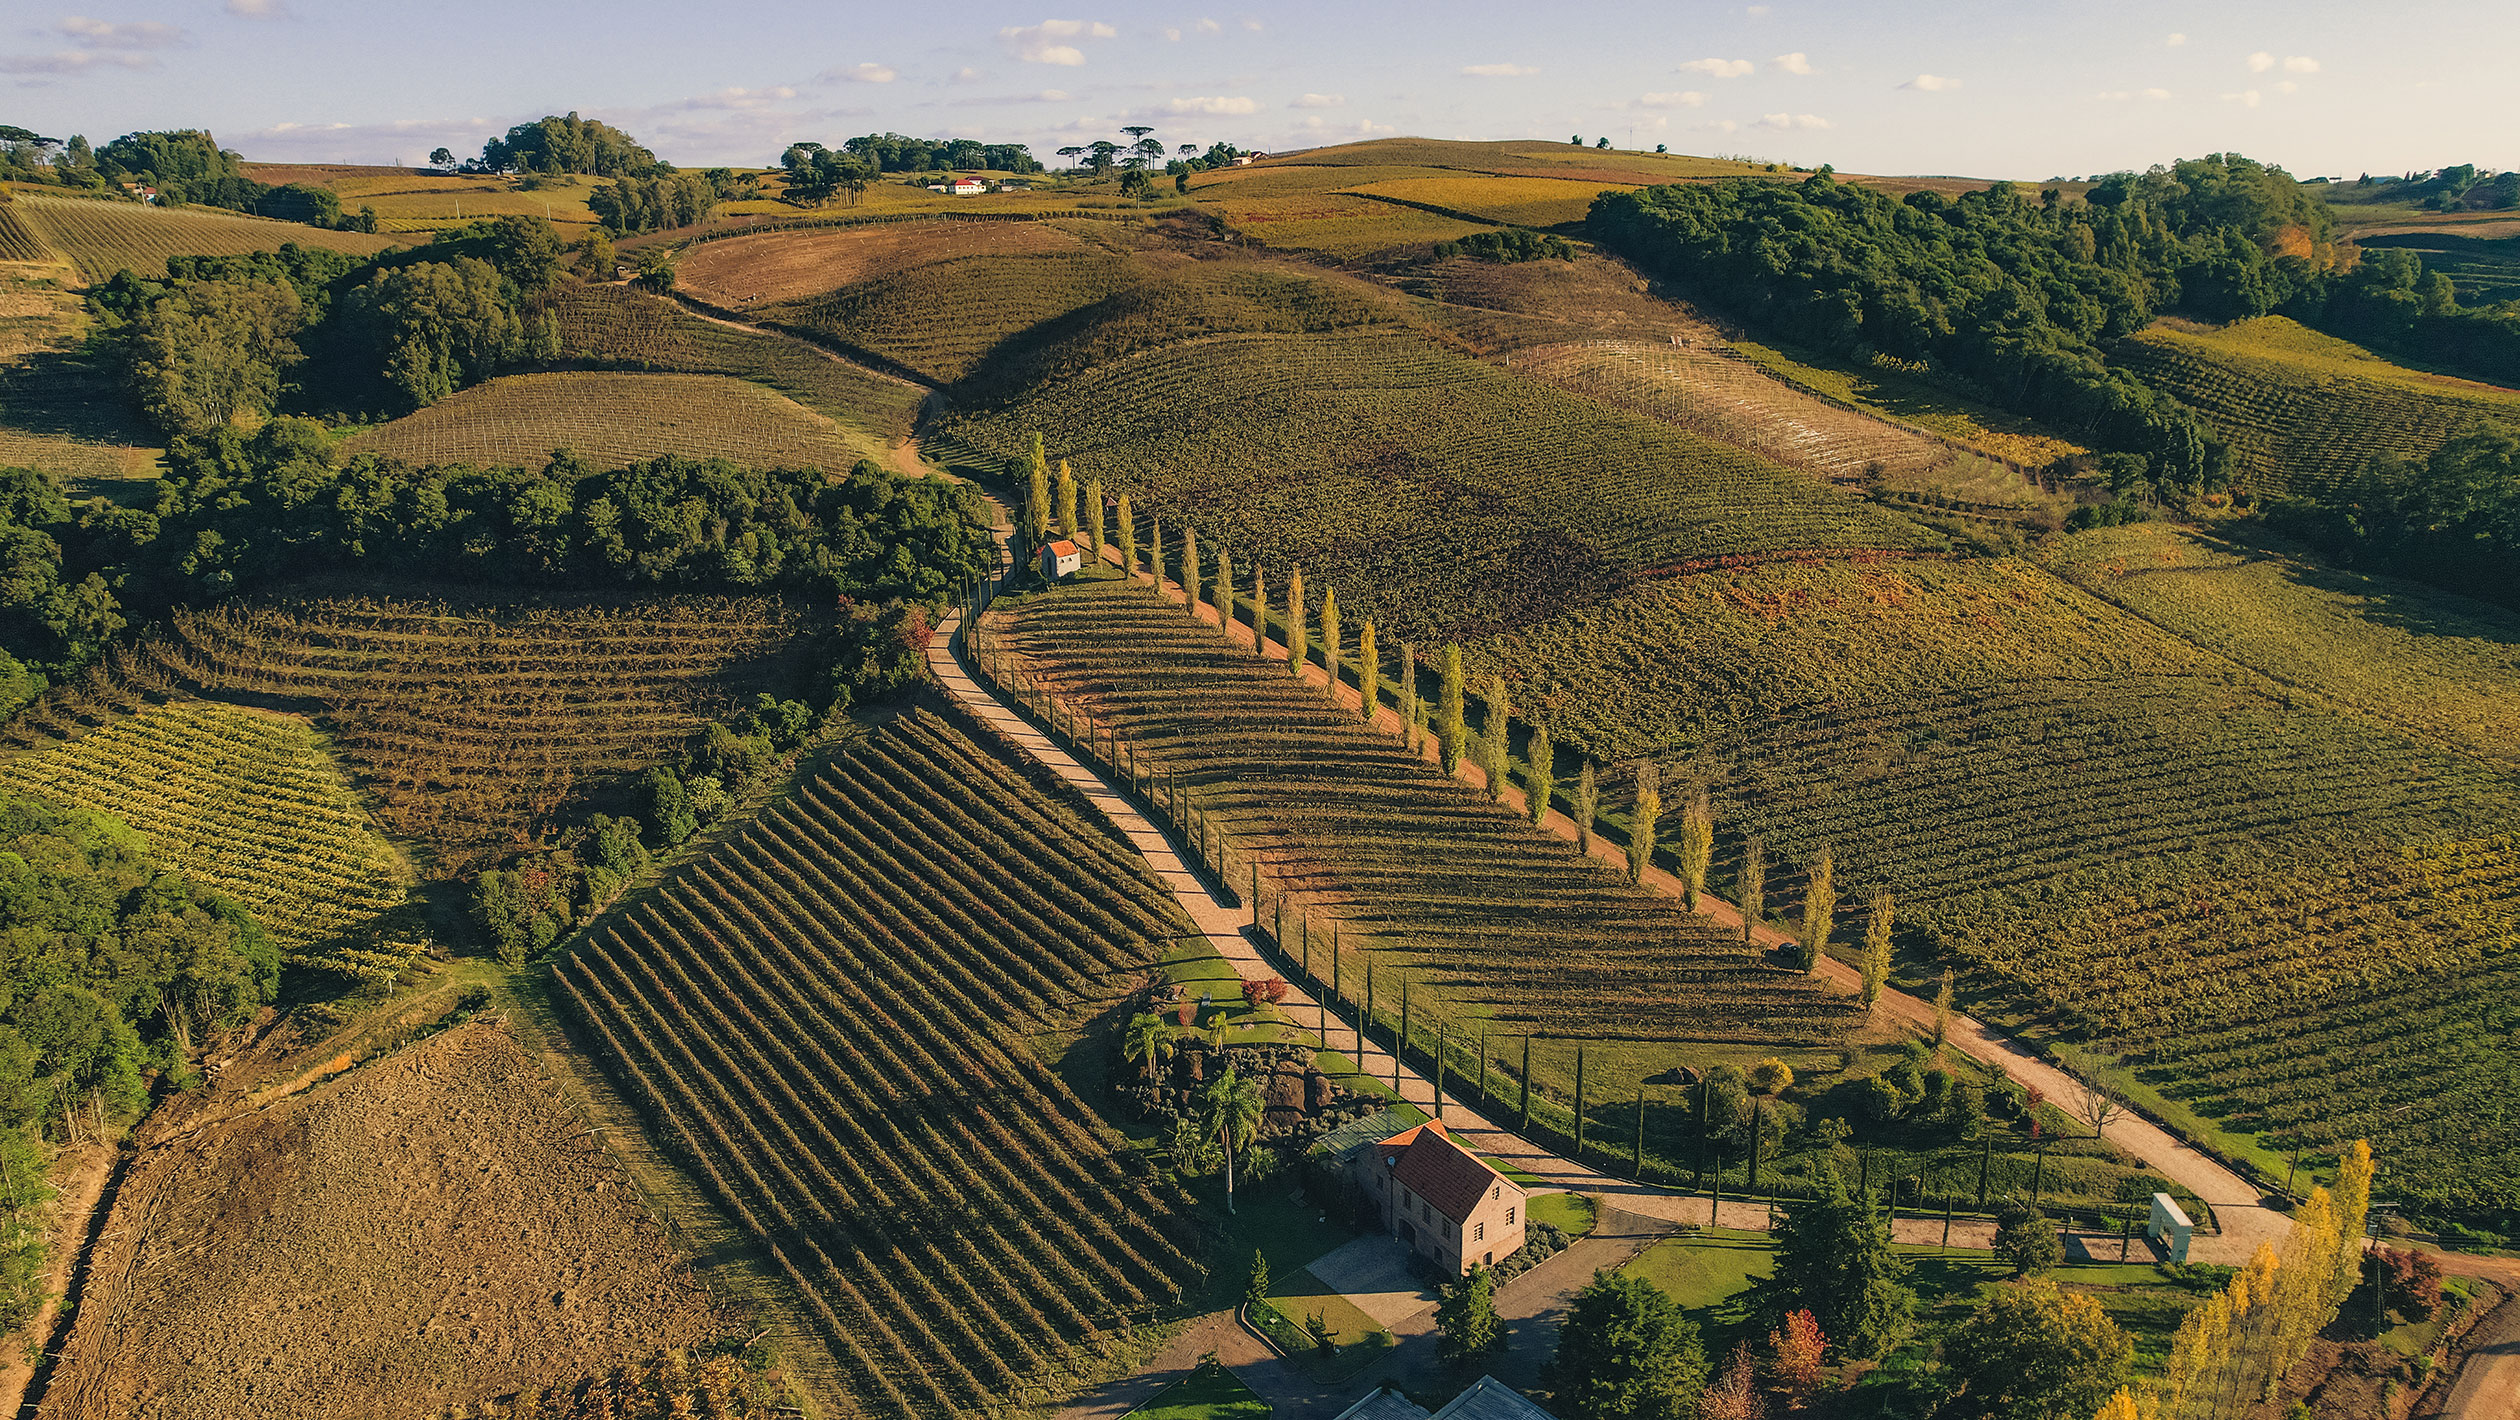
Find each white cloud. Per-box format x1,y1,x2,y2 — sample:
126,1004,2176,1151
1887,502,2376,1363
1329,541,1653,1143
2099,87,2175,101
683,85,799,109
2247,51,2275,71
225,0,287,16
1900,73,1959,91
58,17,189,49
1241,17,1262,30
1162,26,1181,40
2283,55,2320,73
1712,119,1740,134
1745,4,1771,13
2223,88,2263,106
825,62,896,83
1037,89,1071,101
2145,86,2172,99
1000,19,1117,66
1166,95,1257,114
1757,111,1830,129
1638,90,1707,108
1291,92,1344,108
0,49,153,73
1771,52,1816,75
2166,32,2186,46
953,66,982,82
1461,62,1538,76
1680,57,1754,77
1196,17,1221,32
2275,79,2297,93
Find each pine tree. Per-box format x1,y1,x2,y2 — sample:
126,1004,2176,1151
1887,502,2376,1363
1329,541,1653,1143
1859,891,1893,1008
1799,847,1836,973
1574,760,1598,855
1026,436,1052,544
1245,1248,1272,1307
1478,675,1510,800
1548,1272,1709,1420
1931,967,1952,1051
1212,544,1233,635
1356,618,1378,722
1285,566,1308,677
1677,786,1713,911
1439,644,1466,774
1526,723,1554,826
1320,588,1342,697
1182,524,1201,614
1764,1172,1915,1360
1739,834,1766,946
1083,477,1105,556
1627,761,1661,885
1249,563,1268,657
1055,458,1078,536
1115,495,1136,575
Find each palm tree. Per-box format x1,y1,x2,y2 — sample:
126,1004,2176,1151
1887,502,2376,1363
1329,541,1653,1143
1123,1012,1174,1080
1203,1065,1267,1214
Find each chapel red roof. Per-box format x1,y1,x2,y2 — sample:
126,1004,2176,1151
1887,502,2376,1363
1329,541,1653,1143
1378,1121,1515,1224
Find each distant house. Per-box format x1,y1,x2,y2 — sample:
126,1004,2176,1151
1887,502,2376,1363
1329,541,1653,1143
1038,538,1083,580
950,176,988,196
1335,1377,1555,1420
1232,152,1268,167
1352,1120,1526,1275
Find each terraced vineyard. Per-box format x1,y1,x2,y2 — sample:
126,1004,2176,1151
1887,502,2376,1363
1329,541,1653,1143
551,283,924,445
1004,576,1862,1061
1481,554,2520,1212
0,690,409,954
6,194,401,282
343,371,887,472
555,708,1201,1420
754,250,1135,383
951,329,1942,642
42,594,822,873
2117,316,2520,496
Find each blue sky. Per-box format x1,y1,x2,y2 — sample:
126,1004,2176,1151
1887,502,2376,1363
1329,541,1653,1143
7,0,2513,179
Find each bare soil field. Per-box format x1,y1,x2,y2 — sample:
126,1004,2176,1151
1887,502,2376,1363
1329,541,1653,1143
678,218,1087,308
38,1015,722,1420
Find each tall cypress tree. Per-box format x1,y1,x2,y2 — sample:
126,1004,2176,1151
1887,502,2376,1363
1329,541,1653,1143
1026,433,1052,544
1055,459,1079,536
1398,645,1418,749
1083,477,1105,557
1250,563,1268,658
1320,589,1342,697
1860,891,1893,1008
1527,723,1555,826
1286,567,1309,679
1356,618,1379,723
1677,787,1714,912
1574,760,1598,855
1212,545,1233,635
1149,518,1164,593
1628,761,1662,885
1439,645,1466,774
1478,675,1511,801
1114,495,1136,575
1739,834,1766,947
1182,525,1202,614
1800,847,1837,973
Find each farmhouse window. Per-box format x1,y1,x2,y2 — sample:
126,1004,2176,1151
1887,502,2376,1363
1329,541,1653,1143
1475,1222,1485,1242
1506,1206,1516,1225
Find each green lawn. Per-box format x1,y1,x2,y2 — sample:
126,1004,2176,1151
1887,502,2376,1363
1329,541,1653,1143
1528,1192,1597,1238
1621,1229,1774,1350
1123,1362,1271,1420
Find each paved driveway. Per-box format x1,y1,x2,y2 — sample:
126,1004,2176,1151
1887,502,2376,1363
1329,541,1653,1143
1304,1235,1437,1330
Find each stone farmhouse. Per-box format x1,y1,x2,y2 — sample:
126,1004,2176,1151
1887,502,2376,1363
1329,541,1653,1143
1354,1120,1526,1276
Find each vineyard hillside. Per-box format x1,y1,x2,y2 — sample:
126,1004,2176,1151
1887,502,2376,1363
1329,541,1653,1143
343,371,889,472
37,594,827,874
0,262,163,490
6,194,401,283
677,219,1091,308
948,327,1943,642
748,249,1137,384
551,283,923,446
0,695,410,955
1466,553,2520,1214
554,707,1202,1418
2052,522,2520,772
2117,316,2520,496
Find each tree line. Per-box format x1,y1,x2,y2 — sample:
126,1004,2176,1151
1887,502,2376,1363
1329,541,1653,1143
0,126,377,231
1588,154,2520,503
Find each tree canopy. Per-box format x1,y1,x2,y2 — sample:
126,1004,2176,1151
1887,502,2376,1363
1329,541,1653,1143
1758,1172,1916,1358
478,113,663,177
1546,1271,1709,1420
1941,1281,2133,1420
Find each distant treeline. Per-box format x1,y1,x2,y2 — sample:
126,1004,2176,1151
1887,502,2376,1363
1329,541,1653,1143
2273,421,2520,611
0,127,378,231
1590,154,2520,500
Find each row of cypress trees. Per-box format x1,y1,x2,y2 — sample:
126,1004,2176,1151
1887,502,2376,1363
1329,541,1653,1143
1087,494,1874,976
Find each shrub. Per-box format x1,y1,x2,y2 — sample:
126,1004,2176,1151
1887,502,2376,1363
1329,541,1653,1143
1994,1199,2064,1277
1749,1057,1794,1094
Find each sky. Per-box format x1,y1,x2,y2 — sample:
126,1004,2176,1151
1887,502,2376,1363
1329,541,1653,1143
5,0,2513,181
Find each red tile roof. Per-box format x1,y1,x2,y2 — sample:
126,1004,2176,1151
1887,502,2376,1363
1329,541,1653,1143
1046,539,1079,556
1378,1121,1513,1225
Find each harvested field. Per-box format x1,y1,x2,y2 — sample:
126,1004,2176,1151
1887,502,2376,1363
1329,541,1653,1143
678,219,1088,307
0,262,163,488
343,371,887,472
7,194,400,284
555,708,1203,1419
51,593,822,874
551,283,924,445
39,1017,722,1420
1348,173,1632,228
